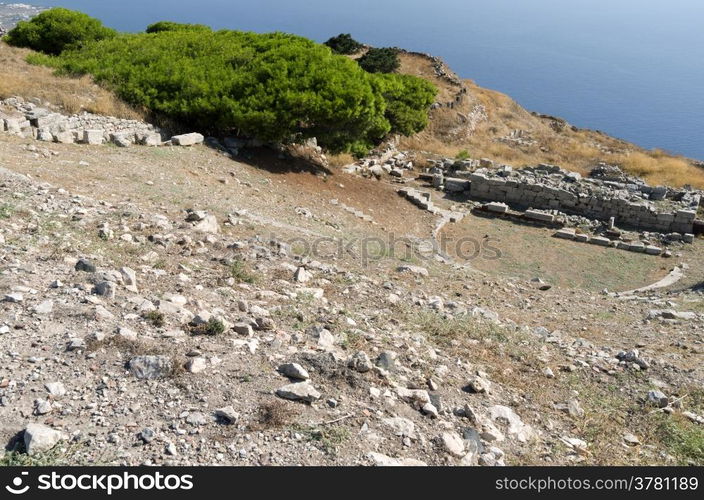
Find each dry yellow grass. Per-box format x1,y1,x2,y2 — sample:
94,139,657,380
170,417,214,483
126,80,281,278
618,150,704,188
326,152,356,167
396,53,704,189
0,42,143,120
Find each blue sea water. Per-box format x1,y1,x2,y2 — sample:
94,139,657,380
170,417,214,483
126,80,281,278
4,0,704,159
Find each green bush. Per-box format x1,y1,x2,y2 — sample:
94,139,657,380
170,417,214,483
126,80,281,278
375,74,436,136
145,21,212,34
324,33,362,55
30,10,436,154
5,7,116,55
357,47,400,73
191,318,226,336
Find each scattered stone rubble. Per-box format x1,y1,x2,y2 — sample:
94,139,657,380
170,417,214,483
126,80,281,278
0,138,703,466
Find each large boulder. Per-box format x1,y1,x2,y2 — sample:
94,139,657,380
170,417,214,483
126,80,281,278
489,405,536,443
172,133,204,146
24,423,68,455
275,382,321,402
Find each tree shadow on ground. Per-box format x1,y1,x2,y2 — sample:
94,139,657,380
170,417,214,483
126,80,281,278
203,140,333,176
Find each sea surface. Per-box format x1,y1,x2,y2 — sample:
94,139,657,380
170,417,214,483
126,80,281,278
2,0,703,159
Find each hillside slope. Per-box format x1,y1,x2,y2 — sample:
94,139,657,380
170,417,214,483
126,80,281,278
395,51,704,189
1,40,704,467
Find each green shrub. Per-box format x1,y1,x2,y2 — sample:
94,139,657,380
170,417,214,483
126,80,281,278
144,310,165,328
229,259,258,284
31,10,435,154
324,33,362,55
375,74,436,136
191,318,226,336
357,47,400,73
456,149,470,160
145,21,211,34
5,8,116,55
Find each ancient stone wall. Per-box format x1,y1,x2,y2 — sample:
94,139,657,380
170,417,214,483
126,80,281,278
444,165,699,234
0,98,163,146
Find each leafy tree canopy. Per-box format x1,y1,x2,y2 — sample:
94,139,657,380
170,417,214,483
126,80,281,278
324,33,362,55
145,21,212,34
357,47,401,73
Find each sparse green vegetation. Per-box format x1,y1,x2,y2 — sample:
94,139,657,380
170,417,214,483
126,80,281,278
412,310,508,345
656,416,704,464
296,425,350,455
456,149,470,160
229,259,258,284
341,330,366,350
190,318,226,336
144,310,165,328
0,203,14,219
1,442,81,466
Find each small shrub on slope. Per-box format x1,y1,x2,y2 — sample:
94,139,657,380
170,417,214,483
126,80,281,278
5,8,116,55
324,33,362,54
357,47,401,73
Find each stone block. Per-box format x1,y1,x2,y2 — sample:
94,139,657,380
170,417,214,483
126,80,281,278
139,132,162,146
589,236,611,246
524,209,555,223
644,245,662,255
554,228,576,240
83,130,104,145
444,178,470,192
3,118,22,133
628,242,645,252
37,129,54,142
54,131,75,144
484,202,508,214
172,132,204,146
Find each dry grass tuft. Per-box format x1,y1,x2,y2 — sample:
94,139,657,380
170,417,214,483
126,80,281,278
256,400,298,428
0,42,143,120
327,152,356,168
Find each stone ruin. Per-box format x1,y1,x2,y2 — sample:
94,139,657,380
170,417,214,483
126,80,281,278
0,96,214,149
0,97,164,146
436,161,700,236
344,147,700,256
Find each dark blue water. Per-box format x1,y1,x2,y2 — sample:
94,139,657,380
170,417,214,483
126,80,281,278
8,0,704,159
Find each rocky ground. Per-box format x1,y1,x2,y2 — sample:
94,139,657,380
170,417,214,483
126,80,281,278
1,127,703,466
